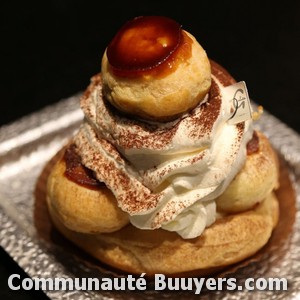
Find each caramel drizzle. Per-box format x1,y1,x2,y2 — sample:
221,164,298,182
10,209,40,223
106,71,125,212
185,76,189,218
64,144,104,189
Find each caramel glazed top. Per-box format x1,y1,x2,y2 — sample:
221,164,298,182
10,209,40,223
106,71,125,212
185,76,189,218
65,60,258,225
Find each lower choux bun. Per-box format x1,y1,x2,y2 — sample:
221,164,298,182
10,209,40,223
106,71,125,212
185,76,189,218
46,159,129,233
47,192,278,275
101,31,211,121
216,131,280,213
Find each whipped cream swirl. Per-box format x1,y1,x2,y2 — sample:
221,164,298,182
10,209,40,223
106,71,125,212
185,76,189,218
74,69,253,239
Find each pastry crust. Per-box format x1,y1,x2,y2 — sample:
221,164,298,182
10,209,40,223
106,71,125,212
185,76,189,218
101,31,211,121
47,191,278,275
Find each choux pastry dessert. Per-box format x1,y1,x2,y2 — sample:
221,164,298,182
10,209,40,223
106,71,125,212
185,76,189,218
45,16,280,276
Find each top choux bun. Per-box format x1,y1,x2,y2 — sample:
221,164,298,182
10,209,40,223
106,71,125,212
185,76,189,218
101,16,211,121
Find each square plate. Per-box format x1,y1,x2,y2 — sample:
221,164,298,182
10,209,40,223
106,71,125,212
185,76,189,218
1,95,300,299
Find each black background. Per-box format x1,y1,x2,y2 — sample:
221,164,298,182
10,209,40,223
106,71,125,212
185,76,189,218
1,1,300,299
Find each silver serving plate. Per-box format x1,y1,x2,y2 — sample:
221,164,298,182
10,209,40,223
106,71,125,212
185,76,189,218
0,95,300,299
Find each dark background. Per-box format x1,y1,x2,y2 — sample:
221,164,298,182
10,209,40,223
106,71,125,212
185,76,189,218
0,0,299,299
1,1,300,132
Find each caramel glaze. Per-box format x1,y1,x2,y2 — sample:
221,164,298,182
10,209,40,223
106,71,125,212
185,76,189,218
64,144,105,190
107,16,192,78
64,134,259,189
247,130,259,155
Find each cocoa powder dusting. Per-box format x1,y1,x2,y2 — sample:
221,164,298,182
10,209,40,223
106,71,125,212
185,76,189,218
75,126,160,214
187,79,221,140
81,74,102,103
